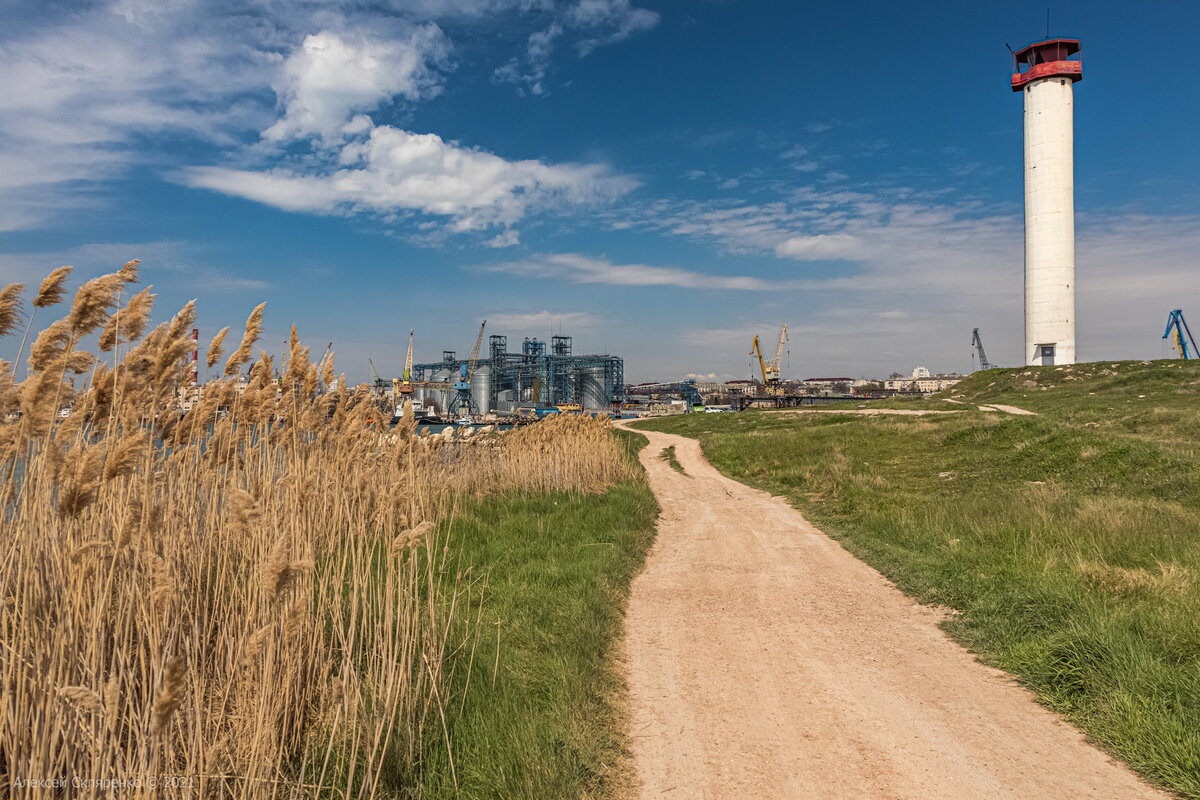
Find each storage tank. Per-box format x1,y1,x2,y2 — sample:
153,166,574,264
470,366,492,414
577,368,608,411
431,369,453,415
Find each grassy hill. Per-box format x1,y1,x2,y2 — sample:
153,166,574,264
635,359,1200,798
836,359,1200,447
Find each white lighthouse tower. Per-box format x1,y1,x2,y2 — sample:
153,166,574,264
1012,38,1082,365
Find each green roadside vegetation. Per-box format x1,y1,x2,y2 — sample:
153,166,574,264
419,429,658,799
636,359,1200,798
659,444,686,474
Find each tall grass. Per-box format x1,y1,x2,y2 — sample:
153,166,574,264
0,265,630,797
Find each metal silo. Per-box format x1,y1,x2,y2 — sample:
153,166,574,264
431,368,453,415
471,365,492,414
578,367,607,411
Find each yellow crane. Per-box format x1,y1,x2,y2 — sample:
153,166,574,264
393,330,453,392
750,335,769,384
397,330,415,395
749,324,789,388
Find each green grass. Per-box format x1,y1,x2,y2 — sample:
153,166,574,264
635,359,1200,798
418,430,658,799
658,445,686,474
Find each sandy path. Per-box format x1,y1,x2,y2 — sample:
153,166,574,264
777,404,1037,417
618,423,1167,800
986,403,1038,415
776,408,960,416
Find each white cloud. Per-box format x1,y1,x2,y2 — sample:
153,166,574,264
775,233,868,261
0,0,656,229
485,252,794,290
487,309,600,332
624,188,1200,369
486,230,521,248
494,0,659,94
263,27,450,143
780,144,819,172
182,126,635,230
0,6,275,226
570,0,660,56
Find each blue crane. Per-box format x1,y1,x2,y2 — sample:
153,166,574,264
448,320,487,415
971,328,997,371
1163,310,1196,360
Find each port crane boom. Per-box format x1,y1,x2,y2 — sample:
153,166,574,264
750,336,769,384
769,324,789,382
398,330,415,394
971,328,997,370
367,358,389,397
1163,309,1196,360
449,320,487,415
749,324,788,393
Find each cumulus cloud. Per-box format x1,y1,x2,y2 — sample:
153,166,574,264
263,27,450,143
0,0,656,229
182,127,635,230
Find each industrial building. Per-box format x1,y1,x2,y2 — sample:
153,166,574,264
411,334,623,416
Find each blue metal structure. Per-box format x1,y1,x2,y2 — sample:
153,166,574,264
414,333,624,413
448,321,487,415
1163,309,1196,360
625,379,703,407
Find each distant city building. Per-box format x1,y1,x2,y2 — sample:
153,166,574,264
884,371,962,393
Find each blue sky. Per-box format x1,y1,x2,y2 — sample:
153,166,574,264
2,0,1198,382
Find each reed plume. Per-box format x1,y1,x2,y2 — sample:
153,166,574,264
34,265,72,307
225,302,266,376
103,431,147,482
2,286,630,798
206,326,229,369
28,319,72,371
153,655,185,735
118,259,140,283
99,286,155,352
0,283,24,337
56,444,106,519
321,351,335,389
68,271,124,335
0,360,16,417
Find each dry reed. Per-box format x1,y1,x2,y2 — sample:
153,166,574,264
0,266,630,798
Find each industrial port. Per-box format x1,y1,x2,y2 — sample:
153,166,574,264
164,36,1193,426
168,305,1196,427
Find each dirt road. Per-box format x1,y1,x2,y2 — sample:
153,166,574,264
618,424,1167,800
